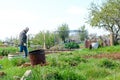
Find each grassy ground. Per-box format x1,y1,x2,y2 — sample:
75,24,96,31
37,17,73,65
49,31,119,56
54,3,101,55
0,45,120,80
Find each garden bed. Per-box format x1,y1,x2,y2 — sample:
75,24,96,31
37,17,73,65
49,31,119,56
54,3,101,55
85,53,120,60
45,49,76,54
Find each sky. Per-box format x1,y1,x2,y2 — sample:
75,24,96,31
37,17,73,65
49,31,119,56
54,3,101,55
0,0,109,41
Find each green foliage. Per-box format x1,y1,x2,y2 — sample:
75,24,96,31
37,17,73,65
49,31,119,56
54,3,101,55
64,42,79,49
0,58,13,68
10,58,27,66
78,25,88,41
0,57,30,80
0,40,3,45
45,31,55,49
1,46,120,80
88,0,120,44
42,72,63,80
75,45,120,57
0,47,17,56
31,31,55,49
32,31,44,45
99,58,120,69
85,67,111,79
57,23,69,42
58,69,86,80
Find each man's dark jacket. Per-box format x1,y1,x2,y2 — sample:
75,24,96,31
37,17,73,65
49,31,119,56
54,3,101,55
19,30,27,46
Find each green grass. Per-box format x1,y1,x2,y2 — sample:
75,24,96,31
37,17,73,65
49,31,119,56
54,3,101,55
0,47,18,56
0,45,120,80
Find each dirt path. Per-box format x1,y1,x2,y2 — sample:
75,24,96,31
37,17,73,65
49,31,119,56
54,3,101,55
86,53,120,60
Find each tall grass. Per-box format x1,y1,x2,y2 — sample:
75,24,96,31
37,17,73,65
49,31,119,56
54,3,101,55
0,47,18,56
0,45,120,80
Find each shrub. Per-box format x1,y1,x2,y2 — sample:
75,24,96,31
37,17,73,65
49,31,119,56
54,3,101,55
99,58,120,69
64,42,79,49
0,47,17,56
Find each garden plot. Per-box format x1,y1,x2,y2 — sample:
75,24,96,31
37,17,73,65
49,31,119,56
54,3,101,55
90,53,120,60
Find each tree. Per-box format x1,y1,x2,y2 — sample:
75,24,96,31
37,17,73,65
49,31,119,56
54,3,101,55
32,31,44,47
31,31,54,49
45,31,54,49
54,33,61,44
78,25,88,41
57,23,69,43
88,0,120,45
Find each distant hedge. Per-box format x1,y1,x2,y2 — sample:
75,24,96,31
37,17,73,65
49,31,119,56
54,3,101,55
0,47,18,56
64,42,80,49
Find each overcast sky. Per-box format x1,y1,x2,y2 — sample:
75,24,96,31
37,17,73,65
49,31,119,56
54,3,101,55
0,0,108,40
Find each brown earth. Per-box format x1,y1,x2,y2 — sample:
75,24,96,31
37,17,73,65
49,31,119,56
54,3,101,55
0,56,3,59
85,53,120,60
0,71,6,77
1,52,120,60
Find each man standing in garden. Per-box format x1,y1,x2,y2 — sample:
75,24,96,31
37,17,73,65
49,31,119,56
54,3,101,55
19,27,29,58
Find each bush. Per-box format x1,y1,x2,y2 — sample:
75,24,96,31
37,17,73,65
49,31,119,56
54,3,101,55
64,42,79,49
99,58,120,69
0,47,17,56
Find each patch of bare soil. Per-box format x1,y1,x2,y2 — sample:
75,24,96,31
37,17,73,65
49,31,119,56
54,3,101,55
0,56,3,59
45,49,74,54
85,53,120,60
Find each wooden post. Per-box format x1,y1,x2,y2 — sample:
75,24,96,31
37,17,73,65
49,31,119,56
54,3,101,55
110,33,113,46
43,31,46,49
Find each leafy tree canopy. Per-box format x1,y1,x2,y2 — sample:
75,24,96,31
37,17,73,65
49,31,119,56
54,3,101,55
57,23,69,42
88,0,120,44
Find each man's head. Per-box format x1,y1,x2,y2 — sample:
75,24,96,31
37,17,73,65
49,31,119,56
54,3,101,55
24,27,29,33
